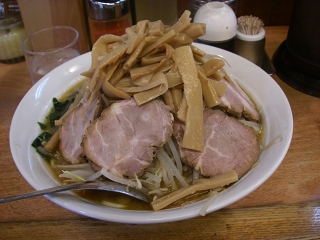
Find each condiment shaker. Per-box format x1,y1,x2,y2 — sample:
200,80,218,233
0,1,26,64
189,0,237,20
193,2,237,52
85,0,132,45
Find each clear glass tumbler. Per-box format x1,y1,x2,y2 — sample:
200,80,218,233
22,26,80,84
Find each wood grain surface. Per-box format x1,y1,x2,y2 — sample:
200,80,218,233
17,0,91,54
1,26,320,239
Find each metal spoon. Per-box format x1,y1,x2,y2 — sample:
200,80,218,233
0,180,150,204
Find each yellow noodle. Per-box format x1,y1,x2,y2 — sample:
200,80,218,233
141,54,166,66
143,45,166,58
148,20,164,36
131,73,154,87
133,71,168,105
212,69,225,80
165,68,182,88
209,79,227,97
125,27,138,54
114,76,134,88
135,20,149,34
176,93,187,122
124,39,146,70
191,45,206,57
127,35,145,55
108,65,128,86
163,90,175,113
168,33,193,48
198,67,220,108
104,58,123,84
193,53,206,64
138,30,176,57
90,42,129,95
144,35,159,44
171,88,183,112
131,44,174,80
156,60,174,73
201,58,225,76
130,62,160,81
182,23,206,40
81,35,123,77
170,10,191,33
102,58,131,99
103,80,131,99
117,72,168,93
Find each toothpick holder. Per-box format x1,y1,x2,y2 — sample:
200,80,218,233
234,28,266,67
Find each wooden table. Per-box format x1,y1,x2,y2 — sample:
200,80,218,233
1,26,320,239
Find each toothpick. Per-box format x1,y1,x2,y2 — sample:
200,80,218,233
238,15,264,35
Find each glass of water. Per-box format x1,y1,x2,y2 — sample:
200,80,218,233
22,26,80,84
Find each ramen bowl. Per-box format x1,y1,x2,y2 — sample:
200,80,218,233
10,43,293,224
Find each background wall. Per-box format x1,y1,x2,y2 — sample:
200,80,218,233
17,0,90,54
236,0,295,26
17,0,295,55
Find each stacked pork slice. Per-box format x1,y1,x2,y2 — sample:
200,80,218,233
59,96,102,164
57,75,261,181
82,98,173,178
173,109,260,179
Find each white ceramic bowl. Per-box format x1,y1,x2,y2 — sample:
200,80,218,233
194,2,237,42
10,43,293,224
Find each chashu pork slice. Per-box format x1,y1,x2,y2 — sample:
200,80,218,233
173,109,260,178
218,78,261,123
82,98,173,179
59,96,102,164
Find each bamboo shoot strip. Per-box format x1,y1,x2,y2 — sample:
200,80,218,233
151,170,238,211
173,46,204,152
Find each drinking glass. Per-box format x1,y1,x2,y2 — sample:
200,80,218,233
22,26,80,84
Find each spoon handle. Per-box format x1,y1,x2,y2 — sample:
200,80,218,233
0,181,97,204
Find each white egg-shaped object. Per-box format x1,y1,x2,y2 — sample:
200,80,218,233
194,2,237,42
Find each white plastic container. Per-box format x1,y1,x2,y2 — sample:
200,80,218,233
193,2,237,51
0,2,26,64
